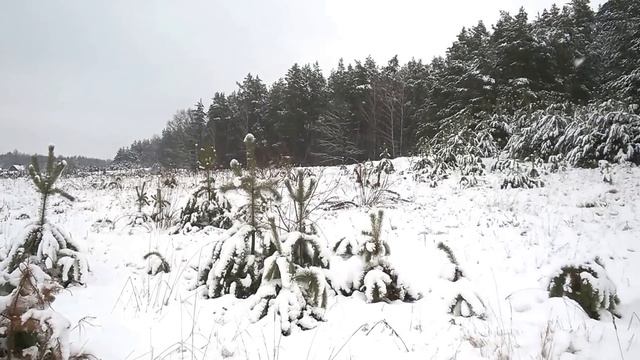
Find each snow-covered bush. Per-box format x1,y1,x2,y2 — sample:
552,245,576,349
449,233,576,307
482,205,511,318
197,134,281,299
556,101,640,167
249,218,330,335
548,259,620,320
0,263,73,359
1,146,88,286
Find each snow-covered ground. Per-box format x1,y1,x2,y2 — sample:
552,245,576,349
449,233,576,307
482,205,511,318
1,158,639,359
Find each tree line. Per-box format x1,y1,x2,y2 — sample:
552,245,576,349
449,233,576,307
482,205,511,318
0,150,110,173
114,0,639,169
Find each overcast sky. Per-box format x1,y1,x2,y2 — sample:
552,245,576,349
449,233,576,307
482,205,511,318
0,0,605,159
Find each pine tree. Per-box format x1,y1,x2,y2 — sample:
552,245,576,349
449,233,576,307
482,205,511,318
250,169,330,335
176,145,232,233
1,146,88,286
198,134,281,299
249,217,329,335
594,0,640,103
333,210,419,303
0,263,74,359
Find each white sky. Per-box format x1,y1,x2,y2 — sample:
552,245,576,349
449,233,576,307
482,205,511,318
0,0,606,159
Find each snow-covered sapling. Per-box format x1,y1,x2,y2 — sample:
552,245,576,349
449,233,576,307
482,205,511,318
143,251,171,276
500,160,544,189
376,148,395,174
249,217,330,335
198,134,281,299
2,146,88,286
176,146,232,233
150,185,172,228
411,156,450,187
355,210,418,303
219,134,281,253
0,263,74,359
548,259,620,320
135,182,150,214
599,160,613,184
283,168,317,234
437,242,486,318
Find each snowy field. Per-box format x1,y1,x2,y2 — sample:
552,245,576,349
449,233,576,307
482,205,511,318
1,158,639,360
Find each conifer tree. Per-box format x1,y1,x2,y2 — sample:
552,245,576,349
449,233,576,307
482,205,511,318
197,134,281,299
249,216,330,335
219,134,281,251
1,146,88,286
176,145,232,233
333,210,418,303
0,263,74,359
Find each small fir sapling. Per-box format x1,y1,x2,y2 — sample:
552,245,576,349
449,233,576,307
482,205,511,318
176,146,232,233
219,134,281,252
547,154,566,173
458,155,483,188
135,182,150,214
1,146,88,286
548,258,620,320
436,242,486,318
197,134,281,299
500,160,545,189
124,181,151,227
249,217,330,335
340,210,419,303
599,160,613,184
376,149,395,174
0,263,74,359
411,156,451,187
150,186,170,225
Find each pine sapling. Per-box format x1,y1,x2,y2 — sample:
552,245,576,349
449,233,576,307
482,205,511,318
437,242,486,318
176,146,232,233
249,217,330,335
197,134,281,299
0,263,73,359
548,258,620,320
1,146,88,286
219,133,281,254
334,210,419,303
29,145,75,227
134,182,150,214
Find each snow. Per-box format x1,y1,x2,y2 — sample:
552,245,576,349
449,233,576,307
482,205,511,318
1,159,640,359
244,133,255,143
